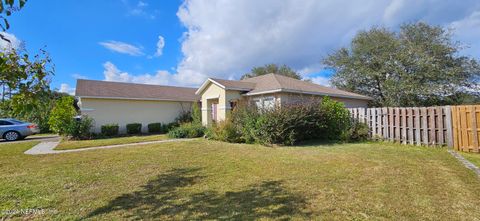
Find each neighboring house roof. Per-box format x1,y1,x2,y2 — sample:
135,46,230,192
75,79,199,102
196,73,372,100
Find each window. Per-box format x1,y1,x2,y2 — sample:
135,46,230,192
0,120,13,125
253,96,275,110
262,97,275,110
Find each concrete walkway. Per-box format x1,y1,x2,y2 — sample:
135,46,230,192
448,150,480,178
24,138,194,155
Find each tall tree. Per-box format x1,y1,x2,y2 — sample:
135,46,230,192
0,0,27,42
0,48,56,132
324,22,480,107
241,64,302,80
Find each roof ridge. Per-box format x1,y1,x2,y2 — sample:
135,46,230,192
270,73,283,89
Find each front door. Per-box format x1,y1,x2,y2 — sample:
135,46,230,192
211,103,218,123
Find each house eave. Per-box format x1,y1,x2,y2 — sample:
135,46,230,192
77,95,199,102
243,89,373,100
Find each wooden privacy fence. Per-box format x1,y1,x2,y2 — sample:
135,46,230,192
349,105,480,152
451,105,480,152
348,106,453,147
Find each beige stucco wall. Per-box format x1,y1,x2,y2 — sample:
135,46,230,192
199,82,243,125
79,98,193,134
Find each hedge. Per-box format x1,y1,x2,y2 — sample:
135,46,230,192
126,123,142,134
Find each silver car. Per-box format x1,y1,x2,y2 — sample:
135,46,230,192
0,118,40,141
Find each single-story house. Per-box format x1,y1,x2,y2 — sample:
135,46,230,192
76,73,372,132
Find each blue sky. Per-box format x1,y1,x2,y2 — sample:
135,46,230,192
7,0,186,92
3,0,480,94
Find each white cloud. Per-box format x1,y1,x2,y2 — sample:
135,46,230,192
0,32,22,51
174,0,480,86
449,10,480,58
103,61,184,86
154,35,165,57
99,40,144,56
72,73,88,79
59,83,75,95
309,76,331,87
124,0,156,19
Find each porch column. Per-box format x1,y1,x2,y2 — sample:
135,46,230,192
201,99,213,126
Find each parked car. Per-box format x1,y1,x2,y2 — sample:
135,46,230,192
0,118,40,141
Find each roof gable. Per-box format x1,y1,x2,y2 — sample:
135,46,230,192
195,78,255,95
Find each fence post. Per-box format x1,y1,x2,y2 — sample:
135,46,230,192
444,106,453,148
471,106,479,152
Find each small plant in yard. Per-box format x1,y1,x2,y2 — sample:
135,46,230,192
126,123,142,134
67,116,94,140
101,124,119,137
48,96,93,139
148,123,163,134
344,120,369,142
205,120,243,143
168,122,205,138
48,96,77,135
191,102,202,124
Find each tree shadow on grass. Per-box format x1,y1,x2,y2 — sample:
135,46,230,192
85,167,310,220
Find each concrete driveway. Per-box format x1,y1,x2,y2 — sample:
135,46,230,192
0,135,60,144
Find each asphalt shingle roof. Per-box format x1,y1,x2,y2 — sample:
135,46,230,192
75,79,199,102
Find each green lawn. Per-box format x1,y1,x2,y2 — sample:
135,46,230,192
55,134,169,150
1,140,480,220
461,152,480,168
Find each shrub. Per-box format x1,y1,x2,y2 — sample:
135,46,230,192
175,110,192,124
148,123,163,134
126,123,142,134
168,123,205,138
205,120,243,143
48,97,95,140
345,120,370,142
48,96,77,135
163,122,179,132
319,97,352,140
101,124,119,137
65,116,94,140
191,102,201,124
229,97,352,146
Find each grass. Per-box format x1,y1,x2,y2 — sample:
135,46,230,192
1,140,480,220
461,152,480,168
55,134,169,150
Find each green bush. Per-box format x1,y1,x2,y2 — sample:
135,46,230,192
126,123,142,134
191,102,202,124
345,120,370,142
175,111,192,124
48,97,94,140
168,123,205,138
229,97,352,145
163,122,179,132
319,97,352,140
148,123,163,134
205,120,243,143
48,96,77,135
101,124,119,137
66,116,94,140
